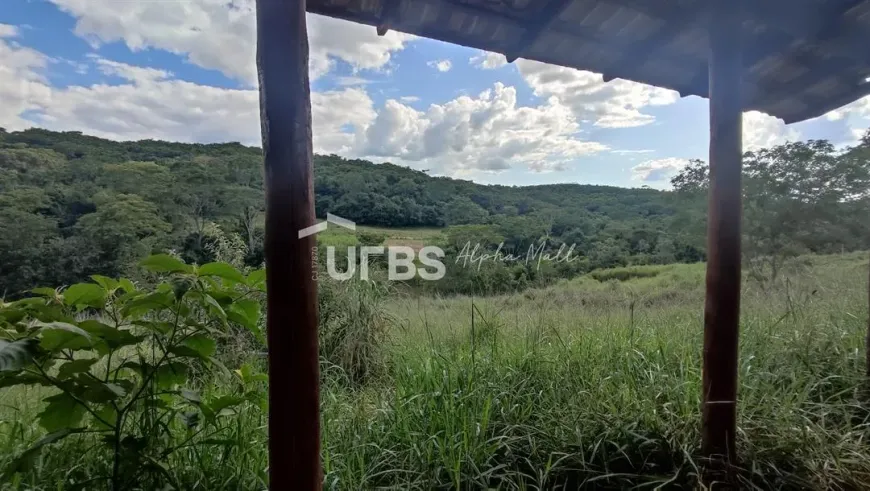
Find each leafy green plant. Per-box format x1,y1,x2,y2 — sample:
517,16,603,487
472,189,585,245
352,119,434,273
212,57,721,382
0,255,266,490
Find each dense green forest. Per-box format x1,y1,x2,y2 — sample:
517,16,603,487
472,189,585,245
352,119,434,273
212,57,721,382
1,127,869,297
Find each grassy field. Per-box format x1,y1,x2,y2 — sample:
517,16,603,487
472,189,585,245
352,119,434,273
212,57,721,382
2,253,869,489
316,225,444,251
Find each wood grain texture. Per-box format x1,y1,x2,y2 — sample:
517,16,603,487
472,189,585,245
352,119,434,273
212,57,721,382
701,0,742,478
256,0,321,488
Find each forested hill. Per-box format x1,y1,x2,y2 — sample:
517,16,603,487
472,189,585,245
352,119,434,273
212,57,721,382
3,127,868,297
0,128,692,294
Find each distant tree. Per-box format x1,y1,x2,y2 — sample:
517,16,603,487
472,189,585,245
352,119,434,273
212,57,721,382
443,196,489,226
671,140,870,284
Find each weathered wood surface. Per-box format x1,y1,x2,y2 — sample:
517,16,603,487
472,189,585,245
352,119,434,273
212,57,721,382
701,0,743,477
256,0,321,488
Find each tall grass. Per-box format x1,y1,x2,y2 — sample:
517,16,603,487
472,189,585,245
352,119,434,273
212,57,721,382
2,253,869,489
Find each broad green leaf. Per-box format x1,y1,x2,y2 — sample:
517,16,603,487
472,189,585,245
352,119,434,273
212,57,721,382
131,320,174,335
93,404,117,431
230,299,261,328
0,338,39,371
34,321,92,351
57,359,98,380
121,291,175,318
118,278,137,293
168,345,204,358
205,289,234,306
186,291,226,319
33,321,90,336
71,375,126,403
63,283,106,309
38,393,86,432
90,275,119,292
140,254,191,274
155,362,188,388
0,308,27,324
247,269,266,290
0,372,50,389
227,310,264,344
31,287,58,298
180,334,216,358
78,320,144,349
235,363,268,385
197,262,246,283
202,395,245,421
2,428,85,479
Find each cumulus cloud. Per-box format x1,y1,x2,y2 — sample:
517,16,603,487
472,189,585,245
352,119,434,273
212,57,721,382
333,76,371,87
361,83,607,174
47,0,411,84
743,110,799,151
470,50,507,70
0,35,374,155
2,35,605,177
612,149,654,155
0,26,52,131
516,60,679,128
427,59,452,72
631,158,690,183
0,23,19,38
825,95,870,144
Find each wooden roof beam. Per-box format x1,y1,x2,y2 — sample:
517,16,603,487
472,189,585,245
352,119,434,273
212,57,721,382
602,0,707,82
748,0,870,64
377,0,401,36
504,0,575,63
747,0,868,114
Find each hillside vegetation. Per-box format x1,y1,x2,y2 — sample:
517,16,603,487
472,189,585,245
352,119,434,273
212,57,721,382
2,252,868,489
3,128,870,298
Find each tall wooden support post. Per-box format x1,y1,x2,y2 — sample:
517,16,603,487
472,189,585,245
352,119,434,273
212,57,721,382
256,0,321,489
702,0,743,475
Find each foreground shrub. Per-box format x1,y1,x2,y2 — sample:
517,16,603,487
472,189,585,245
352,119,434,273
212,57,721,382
318,278,392,387
0,255,266,489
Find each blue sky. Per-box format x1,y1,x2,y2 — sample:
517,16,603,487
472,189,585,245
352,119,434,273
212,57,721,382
2,0,868,189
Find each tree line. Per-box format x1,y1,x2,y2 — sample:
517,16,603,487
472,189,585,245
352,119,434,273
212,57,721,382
1,127,868,297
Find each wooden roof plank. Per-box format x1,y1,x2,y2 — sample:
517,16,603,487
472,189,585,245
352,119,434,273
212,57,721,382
377,0,402,35
306,0,870,123
504,0,575,63
601,1,706,81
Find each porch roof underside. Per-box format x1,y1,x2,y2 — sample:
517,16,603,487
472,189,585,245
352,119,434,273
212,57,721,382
308,0,870,124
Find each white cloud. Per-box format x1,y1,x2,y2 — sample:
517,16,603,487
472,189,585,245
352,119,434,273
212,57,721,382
399,96,420,103
470,51,507,70
516,59,679,128
612,149,654,155
427,59,452,72
47,0,411,84
94,56,172,82
0,36,374,155
2,36,605,177
333,76,370,87
743,110,799,151
631,158,690,183
0,24,19,38
824,96,870,145
0,27,53,131
361,82,607,174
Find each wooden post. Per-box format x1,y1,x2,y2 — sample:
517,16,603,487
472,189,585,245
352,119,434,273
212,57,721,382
702,0,743,475
256,0,321,489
